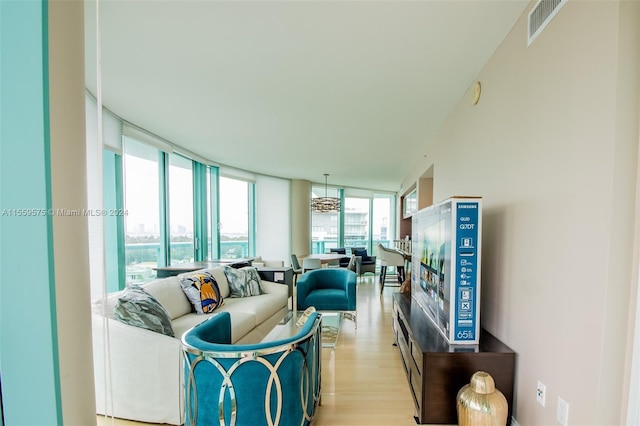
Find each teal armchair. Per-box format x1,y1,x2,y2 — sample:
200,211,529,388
181,311,321,426
296,268,357,326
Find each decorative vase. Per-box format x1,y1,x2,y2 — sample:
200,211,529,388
457,371,508,426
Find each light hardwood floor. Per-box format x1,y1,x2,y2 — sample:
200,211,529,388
98,274,417,426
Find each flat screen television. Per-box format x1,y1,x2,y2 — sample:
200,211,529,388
411,197,482,344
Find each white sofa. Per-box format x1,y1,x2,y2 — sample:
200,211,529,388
91,266,289,425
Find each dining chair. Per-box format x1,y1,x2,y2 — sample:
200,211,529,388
377,243,406,294
350,247,377,278
302,257,322,273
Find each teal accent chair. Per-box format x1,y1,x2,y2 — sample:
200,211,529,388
296,268,357,327
182,312,321,426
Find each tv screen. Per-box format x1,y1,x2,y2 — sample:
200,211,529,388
415,206,452,335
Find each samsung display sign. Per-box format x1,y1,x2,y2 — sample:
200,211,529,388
411,197,482,345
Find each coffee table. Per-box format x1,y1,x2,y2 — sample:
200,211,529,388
263,311,342,348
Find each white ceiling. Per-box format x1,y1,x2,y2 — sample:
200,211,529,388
85,0,528,192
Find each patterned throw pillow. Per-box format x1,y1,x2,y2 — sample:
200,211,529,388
114,284,175,337
223,266,264,298
179,271,224,315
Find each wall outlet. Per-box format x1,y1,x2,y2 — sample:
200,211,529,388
536,381,546,407
557,397,569,425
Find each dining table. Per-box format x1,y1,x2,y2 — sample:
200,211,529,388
299,253,347,264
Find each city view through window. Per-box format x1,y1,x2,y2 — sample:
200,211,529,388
122,137,252,284
311,192,394,255
122,139,395,284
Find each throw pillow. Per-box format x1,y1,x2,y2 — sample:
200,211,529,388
179,271,224,315
114,284,175,337
352,248,368,260
223,266,264,297
296,306,316,327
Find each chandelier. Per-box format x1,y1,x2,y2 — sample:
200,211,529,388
311,174,341,213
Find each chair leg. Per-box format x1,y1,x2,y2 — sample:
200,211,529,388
380,266,387,294
397,266,405,284
380,266,387,285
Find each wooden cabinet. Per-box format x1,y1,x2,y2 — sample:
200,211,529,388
392,293,516,425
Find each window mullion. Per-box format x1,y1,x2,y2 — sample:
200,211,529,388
248,183,256,257
193,161,207,261
210,166,220,260
158,151,170,267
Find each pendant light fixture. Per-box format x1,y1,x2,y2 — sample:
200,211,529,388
311,174,341,213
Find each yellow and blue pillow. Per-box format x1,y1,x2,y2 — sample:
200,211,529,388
179,271,224,314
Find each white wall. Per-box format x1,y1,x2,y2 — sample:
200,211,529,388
290,179,312,261
255,175,291,264
402,1,640,425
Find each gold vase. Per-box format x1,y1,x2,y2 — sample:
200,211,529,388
457,371,508,426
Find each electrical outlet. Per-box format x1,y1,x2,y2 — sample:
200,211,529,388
557,397,569,425
536,381,546,407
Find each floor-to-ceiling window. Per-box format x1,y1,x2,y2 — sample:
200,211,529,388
344,197,370,251
123,137,161,284
371,193,396,256
311,183,341,254
110,134,261,283
311,186,397,255
219,176,251,259
168,154,194,264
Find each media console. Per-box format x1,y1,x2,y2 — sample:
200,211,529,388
392,293,516,425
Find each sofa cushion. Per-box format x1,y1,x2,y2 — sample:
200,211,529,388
223,266,264,297
172,311,256,343
171,312,216,339
114,284,175,337
178,271,224,315
143,277,193,320
218,293,287,324
207,268,231,299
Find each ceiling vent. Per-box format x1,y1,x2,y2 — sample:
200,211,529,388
527,0,567,46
